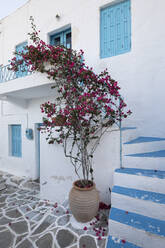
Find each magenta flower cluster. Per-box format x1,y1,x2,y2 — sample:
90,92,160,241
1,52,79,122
9,17,131,182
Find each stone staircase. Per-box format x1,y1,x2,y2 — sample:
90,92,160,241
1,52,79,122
106,130,165,247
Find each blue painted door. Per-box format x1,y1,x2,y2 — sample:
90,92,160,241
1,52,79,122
16,42,28,78
11,125,22,157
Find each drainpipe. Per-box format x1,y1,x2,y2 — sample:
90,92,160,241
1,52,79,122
119,97,123,169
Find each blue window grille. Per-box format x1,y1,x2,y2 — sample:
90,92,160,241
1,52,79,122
16,41,28,78
11,125,22,157
100,0,131,58
50,28,72,49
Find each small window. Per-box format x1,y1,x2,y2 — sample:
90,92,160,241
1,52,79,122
54,36,61,46
50,28,72,49
100,0,131,58
10,125,22,157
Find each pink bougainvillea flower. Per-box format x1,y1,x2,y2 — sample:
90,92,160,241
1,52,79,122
122,239,126,244
9,17,131,189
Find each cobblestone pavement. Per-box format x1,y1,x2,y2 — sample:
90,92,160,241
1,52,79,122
0,171,109,248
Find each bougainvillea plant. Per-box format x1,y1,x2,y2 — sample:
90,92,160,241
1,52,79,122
10,17,131,187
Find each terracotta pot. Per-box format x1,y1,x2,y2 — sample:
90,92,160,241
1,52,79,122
69,180,100,223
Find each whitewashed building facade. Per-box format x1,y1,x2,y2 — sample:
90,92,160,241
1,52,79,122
0,1,165,247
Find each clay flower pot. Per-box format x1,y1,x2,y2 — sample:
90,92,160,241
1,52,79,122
69,180,100,223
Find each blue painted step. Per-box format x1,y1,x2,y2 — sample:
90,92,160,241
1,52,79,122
124,136,165,145
107,236,141,248
115,168,165,179
121,127,137,131
125,150,165,158
112,186,165,204
110,208,165,237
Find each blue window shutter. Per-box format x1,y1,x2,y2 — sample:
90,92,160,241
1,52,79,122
122,0,131,52
100,8,109,58
16,42,28,78
11,125,22,157
109,7,116,56
115,3,123,54
100,0,131,58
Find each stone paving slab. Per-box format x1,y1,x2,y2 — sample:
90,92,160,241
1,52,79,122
0,171,109,247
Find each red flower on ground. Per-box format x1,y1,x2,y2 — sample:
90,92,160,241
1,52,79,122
121,239,126,244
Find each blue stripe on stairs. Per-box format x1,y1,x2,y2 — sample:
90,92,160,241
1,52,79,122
124,136,165,145
112,186,165,204
115,168,165,179
121,127,137,131
110,208,165,237
107,235,141,248
125,150,165,158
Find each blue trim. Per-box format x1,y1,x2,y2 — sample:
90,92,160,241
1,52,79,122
37,123,43,179
115,168,165,179
124,136,165,145
125,150,165,158
50,28,71,48
107,236,141,248
112,186,165,204
110,208,165,237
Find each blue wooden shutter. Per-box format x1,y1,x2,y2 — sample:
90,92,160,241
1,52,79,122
16,42,28,78
100,0,131,58
100,8,109,58
115,0,131,55
115,3,123,54
11,125,22,157
122,0,131,53
109,7,116,56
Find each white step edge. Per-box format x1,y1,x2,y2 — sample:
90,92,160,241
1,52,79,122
109,219,165,248
122,156,165,170
114,173,165,194
111,192,165,220
123,140,165,155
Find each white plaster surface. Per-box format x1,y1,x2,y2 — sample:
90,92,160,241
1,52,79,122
114,173,165,194
111,192,165,220
109,220,165,248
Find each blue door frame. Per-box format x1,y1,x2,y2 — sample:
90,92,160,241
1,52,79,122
36,123,43,180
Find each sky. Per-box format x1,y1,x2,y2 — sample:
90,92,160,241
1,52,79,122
0,0,28,20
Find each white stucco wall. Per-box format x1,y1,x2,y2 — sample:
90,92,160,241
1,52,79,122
0,0,165,204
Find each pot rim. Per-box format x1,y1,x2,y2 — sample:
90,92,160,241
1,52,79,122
73,180,95,191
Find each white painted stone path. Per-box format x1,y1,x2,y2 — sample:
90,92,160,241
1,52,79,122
0,171,109,248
